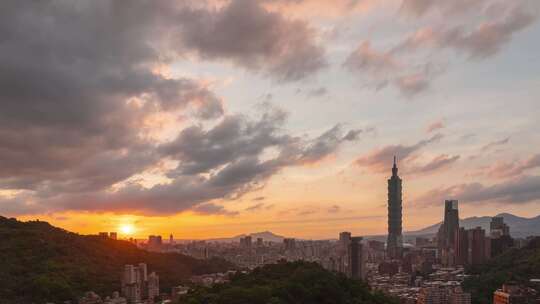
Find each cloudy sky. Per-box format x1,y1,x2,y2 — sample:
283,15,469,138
1,0,539,239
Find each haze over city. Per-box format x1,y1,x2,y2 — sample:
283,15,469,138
1,0,540,240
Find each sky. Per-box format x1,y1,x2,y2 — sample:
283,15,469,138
1,0,539,240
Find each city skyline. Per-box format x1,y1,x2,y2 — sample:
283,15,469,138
1,0,540,240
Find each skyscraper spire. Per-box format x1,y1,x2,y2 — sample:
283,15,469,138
392,155,398,176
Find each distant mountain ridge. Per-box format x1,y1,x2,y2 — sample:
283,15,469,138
408,213,540,238
207,231,286,243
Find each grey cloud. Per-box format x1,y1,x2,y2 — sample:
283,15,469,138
193,203,239,216
415,175,540,206
344,41,434,96
399,0,487,17
160,108,291,176
299,125,364,164
0,0,335,216
306,87,328,98
176,0,327,81
355,133,444,172
1,106,360,215
343,129,363,141
394,5,537,59
482,137,510,151
344,41,398,76
0,0,227,198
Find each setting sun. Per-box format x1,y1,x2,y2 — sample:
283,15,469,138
119,224,135,236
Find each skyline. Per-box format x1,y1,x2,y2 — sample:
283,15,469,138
1,0,540,240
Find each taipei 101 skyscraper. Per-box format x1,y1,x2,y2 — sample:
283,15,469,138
387,156,403,259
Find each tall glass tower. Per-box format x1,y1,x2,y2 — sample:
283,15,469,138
387,156,403,259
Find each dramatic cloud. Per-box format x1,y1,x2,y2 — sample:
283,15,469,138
355,133,443,172
0,0,346,216
416,175,540,205
0,105,361,215
177,0,327,81
406,154,460,174
0,0,224,197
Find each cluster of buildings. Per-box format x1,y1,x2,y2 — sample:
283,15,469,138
120,263,160,304
79,157,537,304
437,200,514,267
78,291,126,304
493,282,540,304
98,232,118,240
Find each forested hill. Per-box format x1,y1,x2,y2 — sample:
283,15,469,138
0,216,233,304
463,237,540,304
181,260,399,304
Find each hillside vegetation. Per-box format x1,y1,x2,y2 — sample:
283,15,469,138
181,260,399,304
0,216,233,303
463,237,540,304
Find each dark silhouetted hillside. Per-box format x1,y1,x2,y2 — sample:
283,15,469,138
0,216,234,303
181,260,398,304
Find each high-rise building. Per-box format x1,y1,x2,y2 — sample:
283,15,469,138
438,200,460,266
467,227,487,266
147,272,160,300
490,217,510,237
240,236,253,250
348,236,366,280
489,217,514,258
283,238,296,251
121,263,159,304
455,227,469,266
387,156,403,259
109,232,117,240
256,237,264,247
339,232,351,252
169,234,174,245
148,235,162,249
122,265,141,303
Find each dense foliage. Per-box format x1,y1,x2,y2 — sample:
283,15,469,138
0,216,233,303
181,260,398,304
462,237,540,304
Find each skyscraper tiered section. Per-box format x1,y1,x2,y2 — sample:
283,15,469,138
387,156,403,259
